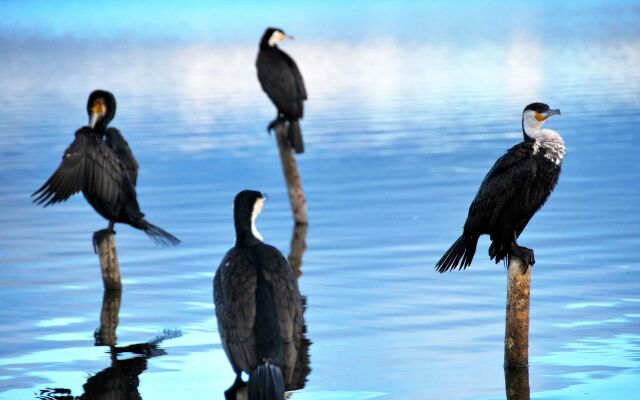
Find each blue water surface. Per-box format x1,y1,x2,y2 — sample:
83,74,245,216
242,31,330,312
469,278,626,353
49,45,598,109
0,1,639,399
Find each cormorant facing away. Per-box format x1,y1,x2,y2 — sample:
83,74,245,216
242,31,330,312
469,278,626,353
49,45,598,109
214,190,305,400
436,103,564,272
32,90,179,247
256,27,307,154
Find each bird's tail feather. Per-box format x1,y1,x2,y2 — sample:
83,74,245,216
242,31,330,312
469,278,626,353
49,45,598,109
248,362,285,400
488,241,509,264
435,235,477,273
138,219,180,247
288,120,304,154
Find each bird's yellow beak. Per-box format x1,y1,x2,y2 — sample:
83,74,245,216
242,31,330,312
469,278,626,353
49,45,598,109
89,99,106,129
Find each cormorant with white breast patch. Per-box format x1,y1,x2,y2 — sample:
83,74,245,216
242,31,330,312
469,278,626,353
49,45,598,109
436,103,564,272
214,190,305,400
32,90,180,247
256,27,307,154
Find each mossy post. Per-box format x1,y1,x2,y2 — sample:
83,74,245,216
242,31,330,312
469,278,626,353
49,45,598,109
504,255,531,368
94,230,122,291
274,121,308,225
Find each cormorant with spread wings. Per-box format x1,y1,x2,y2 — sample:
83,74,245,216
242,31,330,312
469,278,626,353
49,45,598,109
32,90,179,247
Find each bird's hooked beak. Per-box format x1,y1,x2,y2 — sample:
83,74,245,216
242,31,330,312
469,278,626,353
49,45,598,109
89,100,106,129
535,109,561,121
262,193,269,201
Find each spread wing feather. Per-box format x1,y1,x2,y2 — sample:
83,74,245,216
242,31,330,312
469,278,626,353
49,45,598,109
32,128,125,208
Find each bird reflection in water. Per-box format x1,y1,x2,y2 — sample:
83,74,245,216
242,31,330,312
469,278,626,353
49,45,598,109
36,290,181,400
215,191,311,400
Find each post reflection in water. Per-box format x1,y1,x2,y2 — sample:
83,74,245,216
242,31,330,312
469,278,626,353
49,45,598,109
222,222,311,400
36,290,180,400
505,367,530,400
288,224,308,279
95,290,121,347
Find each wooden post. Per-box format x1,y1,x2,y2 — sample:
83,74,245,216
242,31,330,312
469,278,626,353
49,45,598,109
504,255,531,368
504,366,530,400
95,289,121,347
274,121,308,225
94,230,122,291
288,223,308,278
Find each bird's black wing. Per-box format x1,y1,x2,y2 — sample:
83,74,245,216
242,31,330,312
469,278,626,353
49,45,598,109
32,127,126,207
105,128,139,186
257,50,305,118
464,142,538,236
258,244,304,386
280,51,307,103
214,248,258,373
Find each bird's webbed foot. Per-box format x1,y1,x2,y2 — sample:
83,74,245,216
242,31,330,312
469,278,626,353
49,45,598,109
510,243,535,272
92,227,116,254
267,115,286,134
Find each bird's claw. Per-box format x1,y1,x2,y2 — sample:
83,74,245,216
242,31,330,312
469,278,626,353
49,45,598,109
510,244,535,272
267,117,286,134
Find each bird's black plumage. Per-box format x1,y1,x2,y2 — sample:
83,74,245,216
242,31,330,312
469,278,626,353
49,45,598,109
256,27,307,153
32,90,179,246
436,103,564,272
214,190,306,399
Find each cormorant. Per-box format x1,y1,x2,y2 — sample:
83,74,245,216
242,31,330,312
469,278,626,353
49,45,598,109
436,103,564,272
256,27,307,154
32,90,179,247
214,190,305,400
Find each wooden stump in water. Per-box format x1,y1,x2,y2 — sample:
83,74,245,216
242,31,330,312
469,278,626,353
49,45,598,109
274,121,308,225
95,289,121,347
504,366,530,400
504,255,531,368
94,229,122,291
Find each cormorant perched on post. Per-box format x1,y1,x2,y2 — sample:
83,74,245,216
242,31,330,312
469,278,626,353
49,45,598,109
214,190,305,400
32,90,179,247
256,27,307,154
436,103,564,272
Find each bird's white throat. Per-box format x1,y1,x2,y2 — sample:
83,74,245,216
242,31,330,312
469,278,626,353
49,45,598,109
251,198,264,241
268,31,286,47
532,129,566,165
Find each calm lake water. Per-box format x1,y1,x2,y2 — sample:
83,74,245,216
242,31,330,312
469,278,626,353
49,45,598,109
1,1,639,399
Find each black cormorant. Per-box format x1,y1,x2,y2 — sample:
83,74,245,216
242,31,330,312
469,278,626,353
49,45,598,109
32,90,179,246
214,190,305,400
256,27,307,154
436,103,564,272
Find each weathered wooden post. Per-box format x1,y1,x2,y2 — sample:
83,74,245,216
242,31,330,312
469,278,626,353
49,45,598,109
274,121,308,225
288,223,308,278
504,255,531,368
95,289,121,347
505,365,530,400
93,230,122,291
